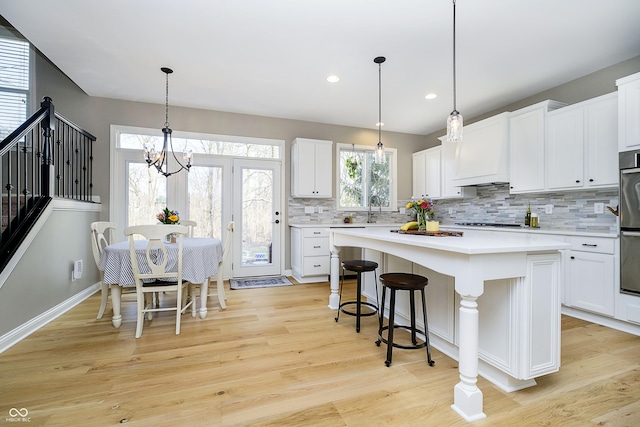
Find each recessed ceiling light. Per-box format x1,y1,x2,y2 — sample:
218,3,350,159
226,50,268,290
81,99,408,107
425,93,437,100
327,75,340,83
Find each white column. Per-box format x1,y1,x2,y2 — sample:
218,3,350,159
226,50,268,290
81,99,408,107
451,293,486,422
329,235,341,309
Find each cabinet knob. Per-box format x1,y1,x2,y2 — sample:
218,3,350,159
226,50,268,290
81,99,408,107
589,178,594,182
570,256,575,260
510,186,514,189
576,180,581,183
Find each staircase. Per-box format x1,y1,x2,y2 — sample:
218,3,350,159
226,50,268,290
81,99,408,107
0,97,96,272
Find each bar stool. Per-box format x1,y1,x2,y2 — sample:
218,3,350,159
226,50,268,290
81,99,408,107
376,272,435,367
335,259,379,332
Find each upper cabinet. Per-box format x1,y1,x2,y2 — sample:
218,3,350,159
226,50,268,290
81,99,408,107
291,138,333,198
546,92,618,191
509,100,566,193
452,112,511,186
617,72,640,152
413,140,475,200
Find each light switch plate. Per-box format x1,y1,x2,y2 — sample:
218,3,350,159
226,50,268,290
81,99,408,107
545,204,553,214
304,206,314,214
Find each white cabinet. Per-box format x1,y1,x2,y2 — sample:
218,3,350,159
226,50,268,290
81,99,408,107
617,72,640,152
509,101,566,193
452,112,510,186
565,236,616,317
290,227,330,283
546,93,618,191
412,141,475,200
291,138,333,198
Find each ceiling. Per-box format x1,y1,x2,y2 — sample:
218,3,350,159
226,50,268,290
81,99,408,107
2,0,640,136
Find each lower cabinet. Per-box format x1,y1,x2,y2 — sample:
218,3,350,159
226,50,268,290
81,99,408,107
565,236,616,317
290,227,330,283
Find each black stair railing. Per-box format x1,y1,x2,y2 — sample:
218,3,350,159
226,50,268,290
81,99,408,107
0,97,96,271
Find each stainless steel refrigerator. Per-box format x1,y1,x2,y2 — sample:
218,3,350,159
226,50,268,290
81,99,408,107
619,149,640,295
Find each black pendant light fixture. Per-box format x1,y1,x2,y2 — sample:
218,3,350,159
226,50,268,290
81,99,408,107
374,56,386,163
446,0,463,142
144,67,192,177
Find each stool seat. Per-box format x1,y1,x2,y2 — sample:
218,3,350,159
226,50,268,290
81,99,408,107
380,272,428,290
376,272,434,367
335,259,379,333
342,259,378,273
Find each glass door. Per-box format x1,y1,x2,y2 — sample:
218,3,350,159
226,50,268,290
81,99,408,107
232,159,282,277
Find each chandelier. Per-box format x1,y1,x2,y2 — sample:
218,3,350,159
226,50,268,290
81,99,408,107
144,67,192,177
446,0,463,142
374,56,386,163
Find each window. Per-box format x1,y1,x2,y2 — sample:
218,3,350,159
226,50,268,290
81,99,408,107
0,24,30,140
336,143,397,211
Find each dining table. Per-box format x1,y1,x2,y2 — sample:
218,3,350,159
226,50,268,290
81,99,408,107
99,237,224,328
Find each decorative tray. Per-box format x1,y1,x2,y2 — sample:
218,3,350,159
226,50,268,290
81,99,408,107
391,230,464,237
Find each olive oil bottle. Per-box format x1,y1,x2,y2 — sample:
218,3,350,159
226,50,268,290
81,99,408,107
525,203,531,226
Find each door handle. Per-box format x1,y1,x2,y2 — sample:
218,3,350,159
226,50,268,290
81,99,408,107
275,219,280,224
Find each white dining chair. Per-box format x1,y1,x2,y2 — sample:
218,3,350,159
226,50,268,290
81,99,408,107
125,224,193,338
90,221,118,319
191,221,234,315
181,219,197,237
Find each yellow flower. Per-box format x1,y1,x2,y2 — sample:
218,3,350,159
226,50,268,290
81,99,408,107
168,215,179,223
405,201,413,209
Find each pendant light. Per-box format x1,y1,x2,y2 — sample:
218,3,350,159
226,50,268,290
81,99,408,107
374,56,386,163
446,0,463,142
143,67,192,177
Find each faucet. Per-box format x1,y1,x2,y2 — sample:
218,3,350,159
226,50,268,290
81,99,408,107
368,195,381,223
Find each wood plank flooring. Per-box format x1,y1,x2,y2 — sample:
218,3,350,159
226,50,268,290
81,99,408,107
1,279,639,426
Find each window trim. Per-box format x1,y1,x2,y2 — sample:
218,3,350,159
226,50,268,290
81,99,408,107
335,142,397,212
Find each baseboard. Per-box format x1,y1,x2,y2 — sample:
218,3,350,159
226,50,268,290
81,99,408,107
0,282,100,354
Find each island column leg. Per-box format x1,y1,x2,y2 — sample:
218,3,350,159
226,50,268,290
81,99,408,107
329,243,341,310
451,293,486,422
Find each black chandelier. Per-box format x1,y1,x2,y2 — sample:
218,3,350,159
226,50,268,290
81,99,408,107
144,67,192,177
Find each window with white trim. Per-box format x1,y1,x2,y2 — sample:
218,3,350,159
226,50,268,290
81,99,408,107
336,143,397,211
0,22,30,140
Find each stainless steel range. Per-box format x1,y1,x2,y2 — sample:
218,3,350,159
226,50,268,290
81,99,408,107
619,149,640,295
454,222,523,228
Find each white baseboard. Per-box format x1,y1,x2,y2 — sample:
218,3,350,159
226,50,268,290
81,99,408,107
0,283,100,354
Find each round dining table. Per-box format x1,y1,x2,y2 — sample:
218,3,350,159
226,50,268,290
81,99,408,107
99,237,223,327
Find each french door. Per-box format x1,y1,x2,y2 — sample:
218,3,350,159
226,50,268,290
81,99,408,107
232,159,282,277
113,152,283,279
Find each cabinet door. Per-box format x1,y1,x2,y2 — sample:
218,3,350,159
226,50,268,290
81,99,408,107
293,141,317,196
441,139,465,198
567,251,615,316
424,147,441,199
412,151,426,198
617,73,640,151
509,108,546,193
586,94,618,187
313,141,333,197
547,108,584,189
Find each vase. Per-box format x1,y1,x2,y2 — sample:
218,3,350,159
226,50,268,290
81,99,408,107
417,210,428,232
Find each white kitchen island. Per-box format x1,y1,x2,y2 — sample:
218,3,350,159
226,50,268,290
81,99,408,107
329,227,569,422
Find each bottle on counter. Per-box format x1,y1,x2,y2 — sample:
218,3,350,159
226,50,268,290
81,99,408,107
525,203,531,226
530,212,539,228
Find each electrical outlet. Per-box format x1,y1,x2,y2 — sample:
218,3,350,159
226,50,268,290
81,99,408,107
304,206,314,214
448,208,455,214
399,207,406,214
545,204,553,214
594,203,604,214
317,207,323,214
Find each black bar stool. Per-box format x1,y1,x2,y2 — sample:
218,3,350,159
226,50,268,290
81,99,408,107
376,272,435,367
335,259,379,332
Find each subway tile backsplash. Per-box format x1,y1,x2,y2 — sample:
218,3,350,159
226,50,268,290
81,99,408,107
288,183,619,234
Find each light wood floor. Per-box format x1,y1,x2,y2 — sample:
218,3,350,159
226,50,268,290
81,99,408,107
1,279,639,426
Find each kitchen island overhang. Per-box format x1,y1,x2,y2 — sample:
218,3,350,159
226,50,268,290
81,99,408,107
329,227,570,422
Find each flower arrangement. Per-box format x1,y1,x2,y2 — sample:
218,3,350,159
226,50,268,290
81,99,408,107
157,207,180,224
406,197,434,231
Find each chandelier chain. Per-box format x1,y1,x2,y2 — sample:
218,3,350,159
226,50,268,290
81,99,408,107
452,0,457,112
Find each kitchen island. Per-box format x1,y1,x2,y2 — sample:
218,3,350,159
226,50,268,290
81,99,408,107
329,227,569,422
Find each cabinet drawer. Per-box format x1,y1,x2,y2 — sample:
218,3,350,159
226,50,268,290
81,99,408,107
303,228,329,238
567,236,615,254
303,238,329,256
303,256,330,275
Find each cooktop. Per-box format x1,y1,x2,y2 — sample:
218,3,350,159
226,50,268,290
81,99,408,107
454,222,523,228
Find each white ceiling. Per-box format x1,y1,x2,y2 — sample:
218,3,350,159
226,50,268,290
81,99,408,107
2,0,640,135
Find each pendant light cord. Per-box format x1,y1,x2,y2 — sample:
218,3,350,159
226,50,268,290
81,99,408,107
378,60,382,143
452,0,457,112
165,71,170,128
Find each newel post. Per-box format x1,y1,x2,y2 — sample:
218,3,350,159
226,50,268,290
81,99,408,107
40,96,55,197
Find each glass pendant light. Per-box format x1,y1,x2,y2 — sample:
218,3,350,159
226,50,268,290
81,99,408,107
446,0,463,142
374,56,386,163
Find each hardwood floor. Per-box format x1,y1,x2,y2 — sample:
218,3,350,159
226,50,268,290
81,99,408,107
1,279,639,426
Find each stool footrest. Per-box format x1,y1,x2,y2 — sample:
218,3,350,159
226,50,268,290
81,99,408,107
338,301,378,317
377,325,428,350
